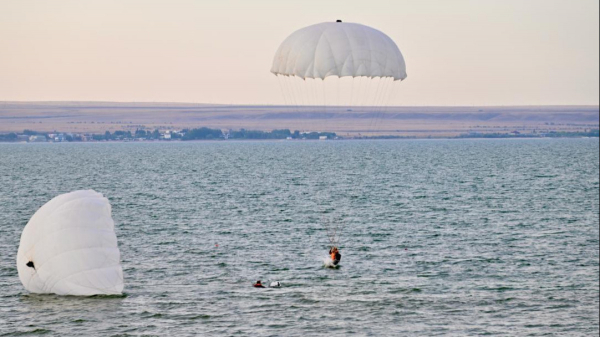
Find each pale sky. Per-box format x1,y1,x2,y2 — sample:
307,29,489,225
1,0,598,106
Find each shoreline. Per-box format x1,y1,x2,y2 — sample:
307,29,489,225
1,135,597,144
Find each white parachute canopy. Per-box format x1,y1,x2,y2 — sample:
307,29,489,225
17,190,124,296
271,21,407,81
271,21,408,135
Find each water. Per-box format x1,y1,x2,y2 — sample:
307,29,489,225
0,139,598,336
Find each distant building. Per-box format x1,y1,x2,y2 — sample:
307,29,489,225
29,135,47,142
319,135,328,140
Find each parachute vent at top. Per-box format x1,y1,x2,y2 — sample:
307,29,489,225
16,190,124,296
271,22,407,81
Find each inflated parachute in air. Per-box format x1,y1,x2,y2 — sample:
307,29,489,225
271,21,407,81
271,21,407,132
17,190,124,296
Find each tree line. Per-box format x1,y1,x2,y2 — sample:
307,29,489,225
0,128,338,142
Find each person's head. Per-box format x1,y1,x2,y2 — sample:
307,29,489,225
256,280,261,284
332,247,338,253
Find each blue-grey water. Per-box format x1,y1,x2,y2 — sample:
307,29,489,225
0,139,598,336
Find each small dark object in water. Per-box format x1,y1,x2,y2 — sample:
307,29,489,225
26,261,35,270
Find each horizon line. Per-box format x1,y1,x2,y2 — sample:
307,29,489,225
1,100,598,108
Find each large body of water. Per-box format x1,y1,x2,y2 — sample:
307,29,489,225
0,139,598,336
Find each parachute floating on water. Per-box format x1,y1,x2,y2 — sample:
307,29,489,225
271,21,407,132
17,190,124,296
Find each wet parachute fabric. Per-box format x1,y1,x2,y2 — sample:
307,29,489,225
271,22,407,81
17,190,124,296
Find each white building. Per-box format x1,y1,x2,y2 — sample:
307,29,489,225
29,135,47,142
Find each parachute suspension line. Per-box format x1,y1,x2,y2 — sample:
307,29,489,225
328,224,338,247
375,78,386,109
292,76,303,113
346,77,356,137
330,77,338,133
276,75,283,108
359,76,368,107
378,78,389,113
289,76,300,113
322,78,327,116
373,78,385,132
292,76,302,113
275,74,287,107
305,78,312,114
369,77,384,131
373,77,392,133
311,78,319,116
368,77,379,130
381,78,397,133
283,75,296,112
376,79,397,134
282,76,293,112
336,76,341,110
349,77,355,107
339,78,348,137
285,76,293,114
301,78,308,115
375,77,383,107
276,75,290,113
358,76,369,134
285,76,294,114
382,80,400,133
324,216,344,249
382,78,394,132
374,78,393,133
303,78,311,115
306,79,312,114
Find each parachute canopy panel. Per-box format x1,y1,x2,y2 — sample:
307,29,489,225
271,22,407,81
17,190,124,296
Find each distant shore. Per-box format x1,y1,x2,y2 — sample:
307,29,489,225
1,102,598,138
1,127,597,143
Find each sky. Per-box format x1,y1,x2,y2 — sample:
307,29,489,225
0,0,598,106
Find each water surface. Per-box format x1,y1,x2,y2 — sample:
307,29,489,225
0,139,598,336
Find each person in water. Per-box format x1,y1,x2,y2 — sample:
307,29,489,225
253,280,265,288
329,247,341,265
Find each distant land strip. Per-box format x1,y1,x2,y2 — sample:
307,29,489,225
1,127,598,143
0,102,597,137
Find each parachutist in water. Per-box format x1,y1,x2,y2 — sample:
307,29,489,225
26,261,35,270
329,247,341,265
253,280,265,288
